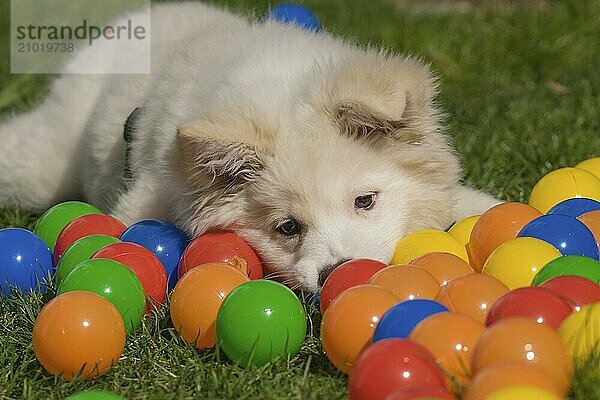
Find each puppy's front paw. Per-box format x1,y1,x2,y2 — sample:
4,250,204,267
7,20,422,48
109,177,171,225
453,185,503,222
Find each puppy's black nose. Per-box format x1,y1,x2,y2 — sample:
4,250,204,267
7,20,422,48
318,259,351,287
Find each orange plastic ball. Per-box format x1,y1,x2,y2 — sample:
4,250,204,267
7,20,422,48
409,312,485,386
369,265,440,301
471,317,573,394
409,252,474,286
578,209,600,247
468,202,542,272
321,284,399,373
463,362,563,400
170,263,249,349
434,273,509,324
32,291,125,381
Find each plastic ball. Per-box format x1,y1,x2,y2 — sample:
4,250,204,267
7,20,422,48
369,265,440,301
320,284,399,373
528,167,600,213
53,214,126,265
267,3,320,31
463,362,563,400
448,215,480,247
485,385,560,400
57,258,146,334
547,197,600,218
409,312,485,386
348,339,446,400
481,237,562,290
33,291,125,381
575,157,600,179
518,214,599,259
434,273,509,324
532,255,600,286
471,317,573,394
216,280,306,367
540,275,600,309
391,230,469,265
0,228,53,295
467,202,542,272
559,302,600,360
178,231,262,280
320,258,388,314
120,219,190,291
170,263,249,349
578,209,600,246
373,299,448,342
485,287,573,328
55,234,121,284
66,391,124,400
385,386,455,400
92,242,168,312
408,252,473,286
33,201,102,250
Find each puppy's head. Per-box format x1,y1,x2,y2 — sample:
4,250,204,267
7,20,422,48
175,53,460,292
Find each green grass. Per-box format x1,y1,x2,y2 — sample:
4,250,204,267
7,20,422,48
1,0,600,398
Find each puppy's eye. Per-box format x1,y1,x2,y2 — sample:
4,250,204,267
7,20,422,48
276,218,301,236
354,193,377,210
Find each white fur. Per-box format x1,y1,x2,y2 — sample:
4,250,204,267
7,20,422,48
0,2,500,291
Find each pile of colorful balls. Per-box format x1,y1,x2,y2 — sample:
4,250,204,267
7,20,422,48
0,201,310,381
0,157,599,400
320,157,600,399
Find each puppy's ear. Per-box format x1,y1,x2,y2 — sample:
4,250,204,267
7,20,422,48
321,55,440,145
177,116,273,189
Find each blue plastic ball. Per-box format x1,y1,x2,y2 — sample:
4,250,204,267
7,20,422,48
306,292,320,307
518,214,600,260
0,228,53,295
547,198,600,218
120,220,189,291
372,299,448,342
267,3,320,31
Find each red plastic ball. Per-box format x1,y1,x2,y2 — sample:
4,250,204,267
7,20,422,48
348,338,447,400
53,214,126,265
178,231,263,280
92,242,167,312
320,258,388,314
540,275,600,310
385,386,455,400
486,287,573,329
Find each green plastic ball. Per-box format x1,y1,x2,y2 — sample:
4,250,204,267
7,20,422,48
55,234,121,284
66,391,124,400
33,201,102,250
216,280,307,367
532,255,600,286
57,258,146,334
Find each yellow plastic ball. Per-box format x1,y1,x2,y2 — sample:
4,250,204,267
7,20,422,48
528,167,600,213
576,157,600,180
449,215,480,247
391,229,469,265
485,385,560,400
559,302,600,360
482,237,562,290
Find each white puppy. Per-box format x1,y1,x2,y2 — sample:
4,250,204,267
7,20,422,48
0,2,499,291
